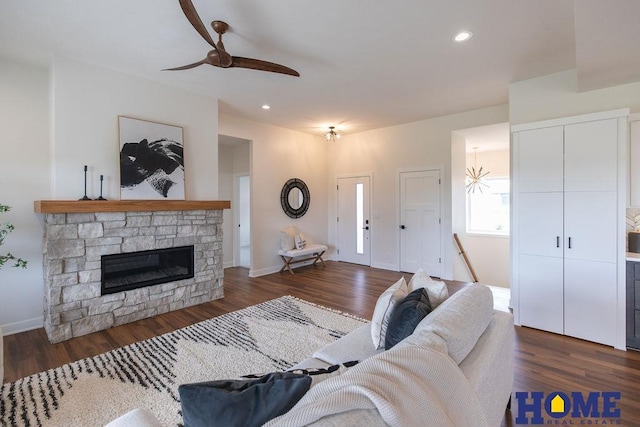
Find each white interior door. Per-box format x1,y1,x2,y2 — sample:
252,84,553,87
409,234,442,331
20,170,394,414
563,191,617,263
517,192,563,257
564,258,617,346
399,170,441,276
337,176,371,265
518,254,564,334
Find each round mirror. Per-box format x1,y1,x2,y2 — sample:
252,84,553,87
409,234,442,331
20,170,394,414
288,188,304,209
281,178,310,218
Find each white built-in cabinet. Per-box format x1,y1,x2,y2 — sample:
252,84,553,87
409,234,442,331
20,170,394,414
512,109,628,349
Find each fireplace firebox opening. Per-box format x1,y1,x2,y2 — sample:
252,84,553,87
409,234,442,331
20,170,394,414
101,246,195,295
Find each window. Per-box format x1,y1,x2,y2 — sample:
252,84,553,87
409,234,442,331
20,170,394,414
466,177,510,235
356,183,364,254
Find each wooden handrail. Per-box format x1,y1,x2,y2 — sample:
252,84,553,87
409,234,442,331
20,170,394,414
453,233,479,283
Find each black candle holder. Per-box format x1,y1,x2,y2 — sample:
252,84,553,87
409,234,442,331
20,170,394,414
79,165,91,201
95,175,107,201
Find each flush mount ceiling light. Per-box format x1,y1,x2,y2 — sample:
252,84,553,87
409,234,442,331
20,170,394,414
466,147,490,193
261,104,271,110
454,31,473,42
324,126,340,142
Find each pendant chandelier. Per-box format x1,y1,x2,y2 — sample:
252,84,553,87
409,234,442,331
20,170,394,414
466,147,490,193
324,126,340,142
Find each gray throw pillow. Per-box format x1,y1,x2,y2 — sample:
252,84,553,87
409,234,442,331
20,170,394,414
384,287,432,350
178,372,311,427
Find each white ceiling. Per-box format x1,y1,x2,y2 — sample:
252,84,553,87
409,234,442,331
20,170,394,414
456,123,509,153
1,1,639,136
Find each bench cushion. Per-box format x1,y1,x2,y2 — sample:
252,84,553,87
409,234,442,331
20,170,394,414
278,244,328,258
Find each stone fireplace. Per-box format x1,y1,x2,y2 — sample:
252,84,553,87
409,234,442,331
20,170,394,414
35,200,230,343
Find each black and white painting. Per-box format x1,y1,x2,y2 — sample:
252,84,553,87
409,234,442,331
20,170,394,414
118,116,185,200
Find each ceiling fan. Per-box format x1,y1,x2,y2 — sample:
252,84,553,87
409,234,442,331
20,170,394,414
165,0,300,77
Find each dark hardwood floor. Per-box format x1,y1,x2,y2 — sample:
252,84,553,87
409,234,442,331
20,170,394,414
4,261,640,425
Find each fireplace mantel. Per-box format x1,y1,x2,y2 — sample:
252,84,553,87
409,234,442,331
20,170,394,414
34,200,230,213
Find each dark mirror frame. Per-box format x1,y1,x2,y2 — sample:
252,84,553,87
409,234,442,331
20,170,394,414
280,178,310,218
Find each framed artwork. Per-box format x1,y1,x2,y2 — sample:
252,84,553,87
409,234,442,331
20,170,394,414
118,116,185,200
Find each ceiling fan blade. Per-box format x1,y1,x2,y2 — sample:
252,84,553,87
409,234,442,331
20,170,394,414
231,56,300,77
163,59,207,71
178,0,217,49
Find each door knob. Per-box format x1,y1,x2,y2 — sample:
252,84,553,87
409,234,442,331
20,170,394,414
363,226,369,230
400,225,406,229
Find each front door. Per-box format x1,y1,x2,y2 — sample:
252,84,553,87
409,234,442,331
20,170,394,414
337,176,371,265
399,170,441,275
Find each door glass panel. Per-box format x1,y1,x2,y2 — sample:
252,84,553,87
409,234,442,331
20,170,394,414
356,183,364,254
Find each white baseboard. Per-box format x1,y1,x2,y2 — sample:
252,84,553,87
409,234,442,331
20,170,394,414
250,258,321,278
2,316,43,336
371,261,399,272
223,261,234,269
249,265,282,277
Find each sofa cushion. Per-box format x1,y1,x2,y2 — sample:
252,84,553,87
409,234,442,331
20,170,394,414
408,268,449,308
370,277,408,349
414,283,493,364
313,323,382,365
384,288,432,350
179,372,311,427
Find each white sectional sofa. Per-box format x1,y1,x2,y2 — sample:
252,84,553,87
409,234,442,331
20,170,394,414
272,283,514,426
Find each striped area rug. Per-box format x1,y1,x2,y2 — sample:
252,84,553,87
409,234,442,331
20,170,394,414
0,296,367,426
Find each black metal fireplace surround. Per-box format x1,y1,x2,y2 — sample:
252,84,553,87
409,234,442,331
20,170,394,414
101,246,195,295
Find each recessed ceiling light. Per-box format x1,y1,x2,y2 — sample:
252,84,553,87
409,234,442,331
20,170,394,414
454,31,473,42
262,104,271,110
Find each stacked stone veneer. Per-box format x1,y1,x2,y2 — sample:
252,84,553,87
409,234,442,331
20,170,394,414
42,210,224,343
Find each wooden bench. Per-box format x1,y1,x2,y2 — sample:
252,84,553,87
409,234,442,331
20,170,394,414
278,244,328,275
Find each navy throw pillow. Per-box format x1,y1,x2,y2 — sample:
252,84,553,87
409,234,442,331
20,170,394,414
384,287,432,350
179,372,311,427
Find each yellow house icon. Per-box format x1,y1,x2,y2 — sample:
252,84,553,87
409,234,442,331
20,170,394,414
551,395,565,413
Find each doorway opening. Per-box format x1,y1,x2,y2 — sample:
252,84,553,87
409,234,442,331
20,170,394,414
218,134,251,272
451,122,510,288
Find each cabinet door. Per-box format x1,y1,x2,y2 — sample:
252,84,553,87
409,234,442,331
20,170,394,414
516,126,564,193
564,119,618,192
564,259,617,346
563,191,617,263
518,254,564,334
518,192,563,257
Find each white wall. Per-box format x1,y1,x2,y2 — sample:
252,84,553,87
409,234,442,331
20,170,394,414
52,56,219,200
509,69,640,125
218,114,327,276
0,56,221,334
0,59,50,334
328,105,509,279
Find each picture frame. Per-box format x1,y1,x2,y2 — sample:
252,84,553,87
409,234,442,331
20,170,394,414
118,116,185,200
